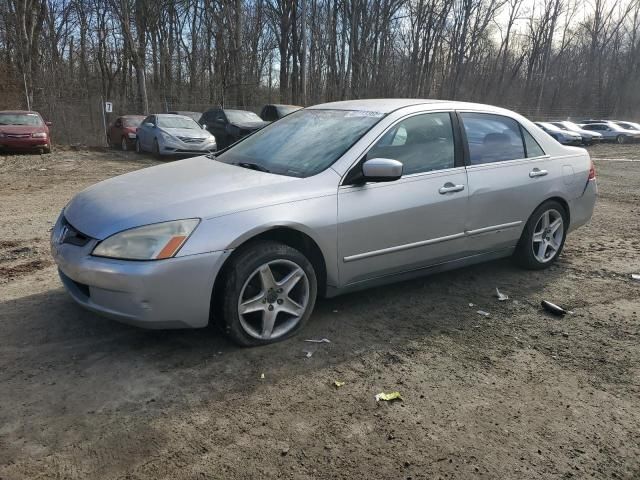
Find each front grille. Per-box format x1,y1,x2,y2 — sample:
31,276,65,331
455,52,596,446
60,217,92,247
6,133,31,139
177,136,205,144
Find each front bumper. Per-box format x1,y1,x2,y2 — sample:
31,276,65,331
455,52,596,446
0,137,50,151
51,218,230,329
160,138,217,155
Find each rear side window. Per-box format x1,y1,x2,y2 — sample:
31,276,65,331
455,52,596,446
367,112,455,175
461,113,525,165
522,128,545,157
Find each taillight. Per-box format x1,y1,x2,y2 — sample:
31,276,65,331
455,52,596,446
588,159,596,180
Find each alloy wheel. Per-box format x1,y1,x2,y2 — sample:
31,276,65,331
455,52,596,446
532,209,564,263
237,259,310,340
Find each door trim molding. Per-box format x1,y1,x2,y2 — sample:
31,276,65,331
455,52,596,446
342,220,522,263
343,232,466,263
466,220,522,236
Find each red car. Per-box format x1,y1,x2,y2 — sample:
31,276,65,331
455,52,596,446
0,110,52,154
107,115,146,151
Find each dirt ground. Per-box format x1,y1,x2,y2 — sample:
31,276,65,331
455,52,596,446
1,143,639,480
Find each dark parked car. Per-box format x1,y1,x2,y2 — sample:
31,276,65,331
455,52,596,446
259,104,303,122
0,110,51,154
200,108,268,149
167,111,203,125
107,115,146,151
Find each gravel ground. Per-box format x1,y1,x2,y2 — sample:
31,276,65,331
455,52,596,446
0,144,639,479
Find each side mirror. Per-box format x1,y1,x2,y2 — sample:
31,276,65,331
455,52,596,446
45,121,52,127
362,158,403,182
143,122,154,128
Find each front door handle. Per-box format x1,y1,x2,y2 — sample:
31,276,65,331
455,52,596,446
529,168,548,178
439,182,465,194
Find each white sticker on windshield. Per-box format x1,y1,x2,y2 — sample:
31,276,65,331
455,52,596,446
344,111,385,118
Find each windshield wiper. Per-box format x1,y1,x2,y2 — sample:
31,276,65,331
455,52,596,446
234,161,271,173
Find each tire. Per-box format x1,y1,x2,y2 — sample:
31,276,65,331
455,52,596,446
107,135,113,148
218,241,318,347
514,200,568,270
121,136,128,151
616,135,626,144
135,139,142,153
153,138,161,158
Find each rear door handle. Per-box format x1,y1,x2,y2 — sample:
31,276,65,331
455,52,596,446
529,168,548,178
439,182,465,194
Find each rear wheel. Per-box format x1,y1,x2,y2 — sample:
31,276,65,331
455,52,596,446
218,241,317,346
514,200,568,270
616,134,626,144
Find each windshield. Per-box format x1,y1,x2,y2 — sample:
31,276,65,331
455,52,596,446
226,110,263,123
216,109,384,177
0,113,43,126
562,121,581,130
123,117,144,128
157,116,199,129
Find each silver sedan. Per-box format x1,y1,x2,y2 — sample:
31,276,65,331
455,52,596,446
51,100,597,346
136,113,216,156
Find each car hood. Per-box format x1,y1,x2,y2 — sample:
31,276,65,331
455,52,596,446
160,127,211,139
63,156,303,240
0,124,46,134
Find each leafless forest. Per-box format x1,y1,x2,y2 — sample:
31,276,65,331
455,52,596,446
1,0,639,144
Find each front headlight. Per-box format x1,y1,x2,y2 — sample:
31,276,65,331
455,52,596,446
159,131,179,145
32,132,48,138
92,219,200,260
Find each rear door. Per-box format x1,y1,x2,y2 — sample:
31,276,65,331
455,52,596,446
459,111,555,254
337,111,469,286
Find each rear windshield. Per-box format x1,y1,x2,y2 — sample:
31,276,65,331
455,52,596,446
227,110,263,123
0,113,42,126
157,116,200,129
217,109,384,178
123,117,144,127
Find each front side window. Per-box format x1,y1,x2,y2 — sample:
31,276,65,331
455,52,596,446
461,113,525,165
217,109,383,177
366,112,455,175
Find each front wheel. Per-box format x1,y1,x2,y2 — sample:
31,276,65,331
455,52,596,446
616,134,626,144
153,138,161,158
514,200,568,270
218,241,318,346
121,136,128,151
135,139,142,153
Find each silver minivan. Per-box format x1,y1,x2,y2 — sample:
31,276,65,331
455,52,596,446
51,99,597,346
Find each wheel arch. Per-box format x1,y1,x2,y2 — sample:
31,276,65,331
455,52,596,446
210,226,329,323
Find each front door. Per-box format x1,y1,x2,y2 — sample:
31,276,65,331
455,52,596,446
337,112,469,286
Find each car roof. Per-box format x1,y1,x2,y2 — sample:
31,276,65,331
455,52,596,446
120,115,146,118
306,98,525,115
226,109,259,113
0,110,41,115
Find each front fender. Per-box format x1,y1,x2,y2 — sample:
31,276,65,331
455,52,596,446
177,195,339,286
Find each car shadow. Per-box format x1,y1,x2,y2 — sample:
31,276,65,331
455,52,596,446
0,257,572,415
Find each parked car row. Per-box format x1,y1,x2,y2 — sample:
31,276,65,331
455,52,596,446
534,118,640,145
106,104,303,155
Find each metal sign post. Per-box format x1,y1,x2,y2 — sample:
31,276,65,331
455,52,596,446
101,98,111,147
